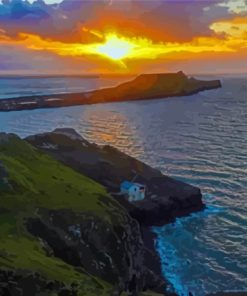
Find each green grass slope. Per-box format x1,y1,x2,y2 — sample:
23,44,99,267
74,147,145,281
0,134,166,296
0,133,126,295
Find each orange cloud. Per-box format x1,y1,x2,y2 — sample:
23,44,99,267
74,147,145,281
211,17,247,38
1,14,247,74
0,29,236,60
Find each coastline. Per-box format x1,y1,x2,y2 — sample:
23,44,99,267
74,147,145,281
2,129,199,295
25,128,205,294
1,127,246,295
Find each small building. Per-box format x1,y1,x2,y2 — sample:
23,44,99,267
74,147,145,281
120,181,146,202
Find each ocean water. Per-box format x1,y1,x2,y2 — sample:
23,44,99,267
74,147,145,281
0,75,130,99
0,76,246,296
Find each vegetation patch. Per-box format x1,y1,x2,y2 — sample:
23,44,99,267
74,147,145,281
0,135,125,295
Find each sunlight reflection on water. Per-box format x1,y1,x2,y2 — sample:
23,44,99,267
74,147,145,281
0,76,246,295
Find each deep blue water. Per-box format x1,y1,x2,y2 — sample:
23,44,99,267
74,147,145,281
0,75,246,295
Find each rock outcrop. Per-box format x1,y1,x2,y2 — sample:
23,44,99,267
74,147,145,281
0,132,169,296
0,71,221,112
24,128,205,294
0,269,73,296
26,207,167,295
26,128,204,226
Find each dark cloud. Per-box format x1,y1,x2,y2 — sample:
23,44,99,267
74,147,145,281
126,0,230,42
0,0,105,42
0,0,231,43
0,0,50,20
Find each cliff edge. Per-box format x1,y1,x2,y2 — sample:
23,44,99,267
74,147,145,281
0,132,170,296
26,128,204,227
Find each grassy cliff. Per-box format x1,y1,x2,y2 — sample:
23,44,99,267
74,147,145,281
0,133,166,296
0,133,120,295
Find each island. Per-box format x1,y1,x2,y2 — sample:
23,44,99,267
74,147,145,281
0,71,221,112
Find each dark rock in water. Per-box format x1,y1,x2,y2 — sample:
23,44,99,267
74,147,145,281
26,128,204,226
0,71,221,112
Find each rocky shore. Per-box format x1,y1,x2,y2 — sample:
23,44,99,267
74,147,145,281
0,129,242,296
0,71,221,112
0,129,204,295
25,128,204,293
26,128,204,227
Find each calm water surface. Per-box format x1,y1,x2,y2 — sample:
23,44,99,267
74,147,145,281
0,76,246,296
0,76,130,99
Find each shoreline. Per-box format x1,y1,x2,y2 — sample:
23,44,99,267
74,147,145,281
25,128,205,294
1,128,246,295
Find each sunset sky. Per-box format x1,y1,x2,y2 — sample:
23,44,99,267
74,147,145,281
0,0,247,75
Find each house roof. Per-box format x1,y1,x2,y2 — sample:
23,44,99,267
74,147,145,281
121,181,133,190
120,181,145,190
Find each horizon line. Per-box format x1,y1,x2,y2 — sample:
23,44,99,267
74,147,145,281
1,72,247,78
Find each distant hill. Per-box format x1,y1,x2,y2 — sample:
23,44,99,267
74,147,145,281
89,71,221,103
0,71,222,112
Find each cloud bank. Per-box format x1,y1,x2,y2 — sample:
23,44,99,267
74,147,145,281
0,0,246,74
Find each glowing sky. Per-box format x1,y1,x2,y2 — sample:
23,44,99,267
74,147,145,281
0,0,247,74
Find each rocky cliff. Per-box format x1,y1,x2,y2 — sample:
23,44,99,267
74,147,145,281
0,132,168,296
0,71,221,111
26,128,204,226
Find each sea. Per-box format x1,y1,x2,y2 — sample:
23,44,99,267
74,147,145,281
0,75,246,296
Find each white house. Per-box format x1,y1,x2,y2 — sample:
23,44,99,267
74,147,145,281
120,181,146,202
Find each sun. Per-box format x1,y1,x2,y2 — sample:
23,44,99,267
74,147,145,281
96,34,135,60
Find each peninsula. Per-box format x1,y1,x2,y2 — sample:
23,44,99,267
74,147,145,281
0,71,221,112
0,129,203,296
0,129,239,296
